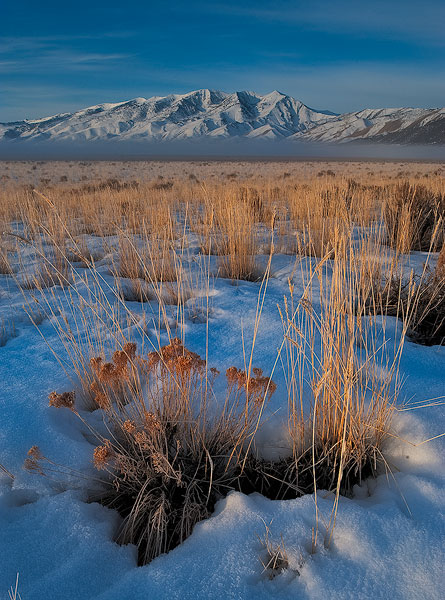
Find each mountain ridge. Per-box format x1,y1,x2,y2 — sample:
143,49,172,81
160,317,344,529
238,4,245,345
1,89,444,145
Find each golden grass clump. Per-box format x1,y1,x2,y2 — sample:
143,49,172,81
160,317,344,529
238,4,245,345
384,181,445,253
250,233,408,519
211,187,264,280
383,253,445,346
116,234,179,284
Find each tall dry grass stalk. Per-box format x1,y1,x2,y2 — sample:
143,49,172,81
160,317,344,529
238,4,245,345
8,574,22,600
0,462,14,479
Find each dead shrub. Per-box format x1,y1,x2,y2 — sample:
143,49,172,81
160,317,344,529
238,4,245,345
41,339,276,565
81,179,139,193
151,180,174,191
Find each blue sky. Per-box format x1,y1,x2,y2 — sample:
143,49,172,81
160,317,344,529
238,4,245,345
2,0,444,121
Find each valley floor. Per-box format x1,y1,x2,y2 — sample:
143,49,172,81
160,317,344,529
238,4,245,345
0,164,444,599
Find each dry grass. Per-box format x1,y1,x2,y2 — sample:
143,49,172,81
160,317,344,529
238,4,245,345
0,318,17,347
115,233,179,284
0,249,14,275
0,462,14,479
384,181,445,253
2,162,442,564
257,522,291,579
383,250,445,346
8,574,22,600
195,184,271,280
244,231,407,519
276,233,409,547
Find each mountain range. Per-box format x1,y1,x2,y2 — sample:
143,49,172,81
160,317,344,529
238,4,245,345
1,89,445,145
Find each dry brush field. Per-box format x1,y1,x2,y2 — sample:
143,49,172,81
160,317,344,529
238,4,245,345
0,160,444,598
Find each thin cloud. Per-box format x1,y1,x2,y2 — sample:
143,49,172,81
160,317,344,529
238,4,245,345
0,49,134,74
206,1,445,46
0,31,135,50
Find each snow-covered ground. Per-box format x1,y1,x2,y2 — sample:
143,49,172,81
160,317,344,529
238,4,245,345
0,233,444,599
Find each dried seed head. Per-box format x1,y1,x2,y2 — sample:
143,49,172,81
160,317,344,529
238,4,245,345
27,445,44,459
148,339,206,380
112,350,129,370
268,380,277,396
144,411,161,432
123,342,137,359
49,391,75,410
94,391,111,410
147,351,160,371
225,366,240,386
97,361,128,386
24,458,44,475
226,366,276,400
123,419,136,434
93,443,114,470
151,451,166,474
90,356,103,374
99,362,117,382
134,430,151,449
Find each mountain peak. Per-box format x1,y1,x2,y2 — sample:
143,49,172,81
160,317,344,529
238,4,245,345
1,90,443,145
267,90,287,98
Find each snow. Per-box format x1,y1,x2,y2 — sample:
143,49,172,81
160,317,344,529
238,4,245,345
0,90,338,142
1,90,444,145
0,233,444,598
293,106,445,143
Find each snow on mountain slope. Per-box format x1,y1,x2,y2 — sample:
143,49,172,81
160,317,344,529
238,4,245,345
1,90,444,144
0,89,338,142
293,107,445,144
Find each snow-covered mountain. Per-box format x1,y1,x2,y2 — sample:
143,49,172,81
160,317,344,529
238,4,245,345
292,106,445,145
1,89,444,145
